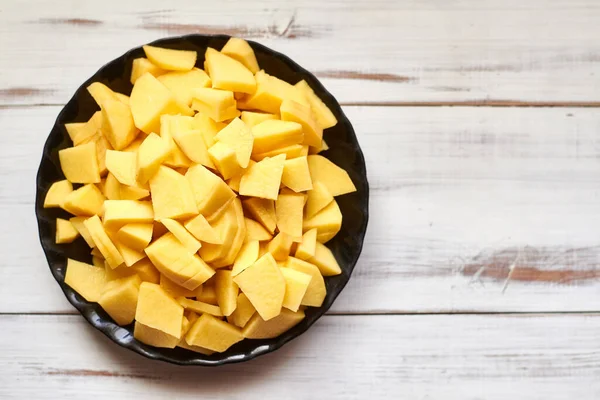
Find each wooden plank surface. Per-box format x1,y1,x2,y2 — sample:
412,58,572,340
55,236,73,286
3,0,600,106
1,314,599,399
4,105,600,314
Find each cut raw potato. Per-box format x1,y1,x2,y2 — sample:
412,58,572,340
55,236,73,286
52,39,355,352
64,258,109,302
143,45,197,71
44,180,73,208
221,38,260,74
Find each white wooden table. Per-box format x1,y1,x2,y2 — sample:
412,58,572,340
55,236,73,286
2,1,600,398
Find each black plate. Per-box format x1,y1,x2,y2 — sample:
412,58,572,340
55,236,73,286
35,34,369,366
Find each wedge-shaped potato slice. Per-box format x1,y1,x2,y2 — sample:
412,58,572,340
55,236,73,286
215,117,253,168
184,214,223,244
65,111,103,146
307,155,356,197
136,133,171,184
55,218,79,244
114,239,146,267
59,142,100,184
62,184,105,216
198,199,238,263
161,218,202,254
104,261,135,281
101,99,137,150
103,200,154,230
238,70,307,114
205,47,256,94
64,258,109,302
279,267,312,312
214,270,239,316
105,150,140,187
309,242,342,276
99,275,141,325
240,111,276,128
227,293,257,328
244,218,273,242
185,313,243,352
252,144,308,162
136,282,184,339
159,115,193,169
251,120,303,154
275,193,304,239
145,233,214,290
84,215,125,268
305,181,334,219
70,216,96,248
134,321,180,348
221,38,260,74
233,253,285,321
197,282,218,305
192,113,222,147
159,274,201,298
267,232,294,261
242,198,277,234
81,133,112,177
143,45,197,71
131,58,166,84
211,198,246,268
232,240,260,276
87,82,120,108
103,173,121,200
131,258,160,284
149,166,198,220
178,297,224,317
281,156,313,193
286,257,326,307
295,80,338,130
303,199,342,243
280,99,322,147
185,164,235,220
117,223,153,251
239,154,286,200
130,73,182,134
44,180,73,208
242,308,305,339
208,141,243,180
191,88,239,122
158,68,212,106
295,228,317,260
171,128,214,169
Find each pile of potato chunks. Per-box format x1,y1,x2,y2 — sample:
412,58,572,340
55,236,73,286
44,38,356,354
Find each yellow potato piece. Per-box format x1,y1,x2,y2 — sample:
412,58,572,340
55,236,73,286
185,164,235,220
103,173,121,200
44,180,73,208
135,282,184,338
192,113,222,148
286,257,326,307
70,217,96,248
103,200,154,230
205,47,256,94
160,274,200,298
171,129,214,169
158,68,212,106
215,117,253,168
211,198,246,268
196,283,218,305
185,313,243,352
114,239,146,267
238,70,306,114
295,228,317,260
105,150,139,187
214,270,239,316
62,184,105,216
104,262,135,281
136,132,172,184
252,144,308,162
233,253,285,321
130,72,182,134
244,218,273,243
309,138,329,155
294,80,337,130
281,156,313,192
191,87,239,122
242,308,305,339
101,99,137,150
130,58,166,85
98,275,141,325
178,297,224,317
267,232,294,261
239,154,286,200
120,184,149,200
115,93,130,106
184,214,223,244
276,193,304,239
279,267,312,312
242,197,277,234
134,321,180,348
240,111,276,128
149,166,198,220
161,218,202,254
83,133,112,177
65,111,103,146
87,82,119,108
208,141,243,180
305,180,334,219
303,199,342,243
59,142,100,184
198,199,238,264
145,233,214,290
232,240,260,276
307,155,356,197
221,38,259,74
251,120,303,154
309,242,342,276
143,45,197,71
84,215,125,268
64,258,109,302
55,218,79,244
280,99,322,148
227,293,257,328
131,258,160,284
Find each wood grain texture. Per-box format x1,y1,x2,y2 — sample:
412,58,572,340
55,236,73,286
4,105,600,314
3,0,600,105
1,314,600,399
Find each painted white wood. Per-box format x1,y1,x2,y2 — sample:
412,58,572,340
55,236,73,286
1,314,599,399
4,105,600,313
2,0,600,105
